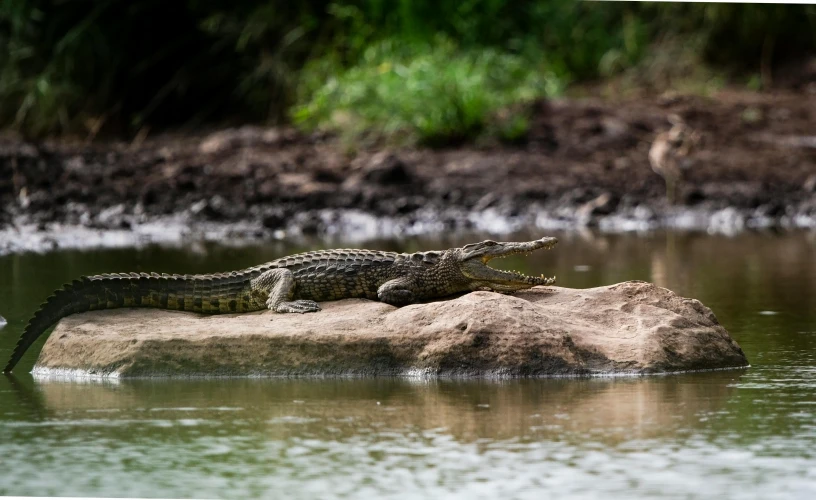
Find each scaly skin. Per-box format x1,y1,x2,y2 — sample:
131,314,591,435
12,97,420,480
3,237,558,373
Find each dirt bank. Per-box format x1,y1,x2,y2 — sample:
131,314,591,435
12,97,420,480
1,90,814,254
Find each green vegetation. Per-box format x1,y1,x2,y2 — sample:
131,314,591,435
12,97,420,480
1,1,815,143
293,38,563,145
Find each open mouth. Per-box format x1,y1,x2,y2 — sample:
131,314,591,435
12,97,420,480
480,241,557,285
483,255,556,284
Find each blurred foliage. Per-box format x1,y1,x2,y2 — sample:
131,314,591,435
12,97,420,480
293,37,563,146
0,1,815,140
0,0,328,137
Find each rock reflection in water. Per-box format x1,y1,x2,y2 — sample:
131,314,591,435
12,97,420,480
26,372,743,443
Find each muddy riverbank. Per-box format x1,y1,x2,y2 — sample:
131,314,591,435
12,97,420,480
1,90,814,254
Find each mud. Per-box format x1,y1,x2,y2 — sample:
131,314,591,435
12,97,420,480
1,90,814,254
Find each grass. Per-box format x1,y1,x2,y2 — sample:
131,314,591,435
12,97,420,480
292,37,564,146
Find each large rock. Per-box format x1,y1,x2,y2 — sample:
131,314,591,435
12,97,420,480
33,281,748,378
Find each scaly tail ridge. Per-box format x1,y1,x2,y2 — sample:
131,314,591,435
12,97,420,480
4,277,90,373
3,272,254,373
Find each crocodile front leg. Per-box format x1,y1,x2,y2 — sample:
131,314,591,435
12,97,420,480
377,277,417,306
252,268,321,313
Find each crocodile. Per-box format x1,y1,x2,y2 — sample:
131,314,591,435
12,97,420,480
3,237,557,373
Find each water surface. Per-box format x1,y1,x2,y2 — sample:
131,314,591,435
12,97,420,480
1,230,815,499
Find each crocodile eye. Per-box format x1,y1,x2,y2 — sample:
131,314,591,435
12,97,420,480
483,240,497,246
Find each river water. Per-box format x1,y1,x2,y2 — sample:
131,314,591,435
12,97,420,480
1,230,815,499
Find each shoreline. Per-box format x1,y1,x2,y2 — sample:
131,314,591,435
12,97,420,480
2,203,813,256
2,91,814,255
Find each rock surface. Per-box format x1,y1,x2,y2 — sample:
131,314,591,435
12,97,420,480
33,281,748,378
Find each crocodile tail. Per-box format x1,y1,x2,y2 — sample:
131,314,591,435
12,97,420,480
3,271,253,373
4,277,93,373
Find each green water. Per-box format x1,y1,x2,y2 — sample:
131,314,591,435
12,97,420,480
1,231,815,499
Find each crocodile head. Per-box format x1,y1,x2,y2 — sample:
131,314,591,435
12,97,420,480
456,237,558,291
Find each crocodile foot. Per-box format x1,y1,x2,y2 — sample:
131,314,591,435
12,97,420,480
272,300,322,314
